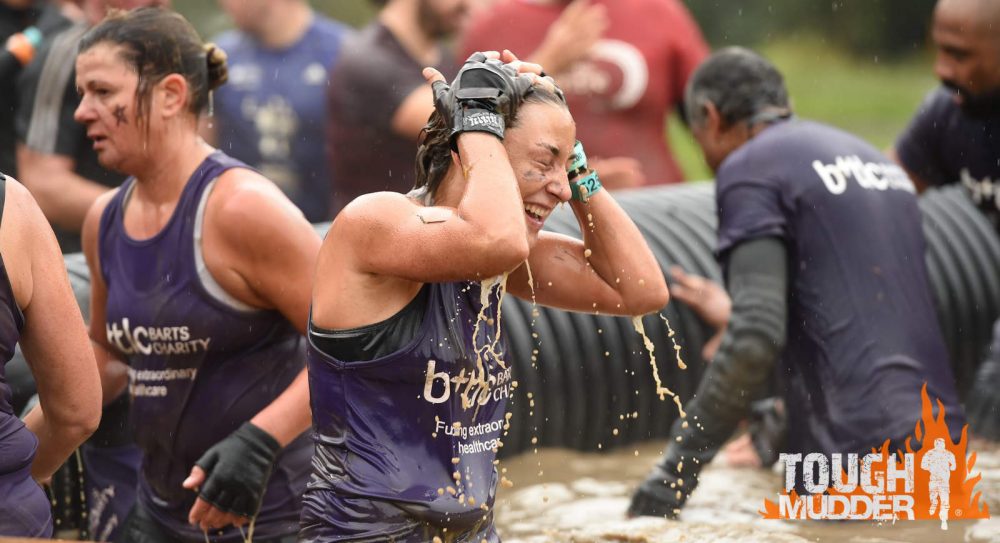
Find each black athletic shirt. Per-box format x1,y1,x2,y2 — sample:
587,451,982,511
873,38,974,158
896,86,1000,229
717,118,964,458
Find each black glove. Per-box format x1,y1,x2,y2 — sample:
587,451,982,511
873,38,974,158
431,52,533,149
628,414,711,519
748,397,787,467
193,422,281,518
968,354,1000,441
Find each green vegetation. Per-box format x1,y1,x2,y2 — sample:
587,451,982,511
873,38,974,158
670,37,937,180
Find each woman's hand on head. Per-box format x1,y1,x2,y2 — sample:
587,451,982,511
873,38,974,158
500,49,543,75
422,67,447,85
500,50,559,94
423,50,556,93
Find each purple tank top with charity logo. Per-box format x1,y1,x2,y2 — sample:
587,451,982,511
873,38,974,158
99,152,310,540
301,279,511,542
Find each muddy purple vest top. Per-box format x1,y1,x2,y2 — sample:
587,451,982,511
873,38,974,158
304,279,511,540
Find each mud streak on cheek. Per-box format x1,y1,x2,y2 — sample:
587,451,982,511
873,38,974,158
113,105,128,126
522,168,545,187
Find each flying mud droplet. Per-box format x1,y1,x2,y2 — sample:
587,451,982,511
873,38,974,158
659,313,688,370
631,316,684,420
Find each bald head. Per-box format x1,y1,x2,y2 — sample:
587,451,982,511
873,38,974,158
935,0,1000,37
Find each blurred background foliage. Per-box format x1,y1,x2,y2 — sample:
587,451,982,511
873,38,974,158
687,0,938,59
173,0,939,180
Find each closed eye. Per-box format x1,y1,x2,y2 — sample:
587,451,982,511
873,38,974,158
535,160,555,171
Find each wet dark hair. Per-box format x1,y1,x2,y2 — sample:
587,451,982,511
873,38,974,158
78,7,228,122
684,47,790,128
413,83,568,201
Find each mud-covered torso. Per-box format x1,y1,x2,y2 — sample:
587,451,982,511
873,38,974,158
306,277,513,535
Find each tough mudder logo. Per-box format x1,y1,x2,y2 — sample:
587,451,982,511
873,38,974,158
760,385,990,529
106,318,211,356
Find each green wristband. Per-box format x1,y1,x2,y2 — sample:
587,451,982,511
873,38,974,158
568,140,602,202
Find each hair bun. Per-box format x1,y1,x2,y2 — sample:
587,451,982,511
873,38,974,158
203,42,229,91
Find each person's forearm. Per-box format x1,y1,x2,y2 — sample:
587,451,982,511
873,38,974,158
24,404,98,480
571,191,666,314
526,48,567,77
677,237,788,459
454,133,529,253
249,369,311,447
680,332,779,460
93,340,129,405
27,169,110,232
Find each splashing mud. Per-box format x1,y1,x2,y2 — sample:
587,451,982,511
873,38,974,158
632,315,687,418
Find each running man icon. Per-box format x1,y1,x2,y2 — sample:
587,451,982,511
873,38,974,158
921,438,957,530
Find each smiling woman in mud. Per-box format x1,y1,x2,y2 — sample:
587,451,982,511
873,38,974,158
75,7,319,542
302,52,669,542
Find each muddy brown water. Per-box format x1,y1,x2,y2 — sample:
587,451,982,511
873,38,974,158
494,441,1000,542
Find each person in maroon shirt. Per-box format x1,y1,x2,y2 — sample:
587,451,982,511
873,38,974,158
460,0,709,187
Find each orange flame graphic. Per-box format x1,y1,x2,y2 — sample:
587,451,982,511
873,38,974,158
760,384,990,521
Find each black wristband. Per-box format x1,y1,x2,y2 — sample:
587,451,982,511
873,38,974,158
451,108,505,150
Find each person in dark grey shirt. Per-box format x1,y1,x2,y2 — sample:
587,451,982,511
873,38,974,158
893,0,1000,441
630,47,965,518
894,0,1000,212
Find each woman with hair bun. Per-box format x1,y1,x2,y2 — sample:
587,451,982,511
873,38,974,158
75,7,318,542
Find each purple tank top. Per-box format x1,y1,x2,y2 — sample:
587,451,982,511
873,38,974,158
98,152,310,540
302,279,510,541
